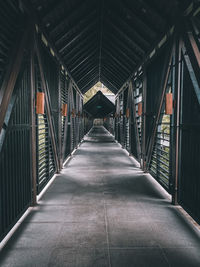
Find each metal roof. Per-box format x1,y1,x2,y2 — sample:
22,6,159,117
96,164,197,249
30,0,192,94
84,91,115,117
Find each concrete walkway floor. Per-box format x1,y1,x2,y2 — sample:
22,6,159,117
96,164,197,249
0,126,200,267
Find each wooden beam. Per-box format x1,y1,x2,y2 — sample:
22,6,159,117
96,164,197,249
142,68,147,171
105,30,141,62
101,59,127,80
145,42,174,172
75,61,98,81
105,17,145,55
129,81,141,162
59,20,97,54
54,10,97,45
35,35,60,173
98,0,104,80
68,46,97,70
21,0,83,97
102,57,128,77
62,80,72,162
171,35,182,205
62,31,96,61
76,66,98,83
0,26,30,134
100,74,119,92
70,52,98,73
58,68,63,170
182,44,200,105
102,48,131,73
102,37,136,67
80,76,99,92
182,27,200,105
66,40,97,65
30,32,37,206
78,72,99,88
48,0,93,34
120,0,158,39
101,66,121,87
105,6,149,50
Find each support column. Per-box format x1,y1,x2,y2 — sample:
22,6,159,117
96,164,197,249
30,30,37,206
171,35,182,205
142,69,147,171
58,69,62,171
35,36,60,173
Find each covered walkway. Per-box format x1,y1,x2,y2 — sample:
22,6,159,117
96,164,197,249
1,126,200,267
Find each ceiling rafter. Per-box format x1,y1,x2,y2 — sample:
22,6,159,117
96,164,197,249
58,20,97,54
76,66,99,83
101,62,125,82
70,49,98,73
101,71,121,87
54,10,97,45
101,66,122,87
81,78,99,94
62,31,97,60
67,43,97,67
74,61,98,80
116,0,157,40
100,75,119,92
78,72,99,88
102,47,132,73
98,0,104,81
104,30,141,62
30,0,189,95
102,57,129,77
101,60,126,81
40,0,66,22
102,44,134,71
71,56,98,76
66,42,97,66
123,0,166,30
102,36,136,67
105,17,145,55
59,20,97,53
105,5,150,50
47,0,92,33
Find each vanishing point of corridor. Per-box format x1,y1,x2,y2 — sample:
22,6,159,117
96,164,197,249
0,127,200,266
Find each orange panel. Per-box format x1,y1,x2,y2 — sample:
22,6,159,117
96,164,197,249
165,93,173,115
71,109,76,118
138,102,142,116
126,108,130,118
62,103,67,116
36,92,45,114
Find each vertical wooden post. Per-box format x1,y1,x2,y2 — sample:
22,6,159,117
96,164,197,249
62,80,71,159
0,27,30,134
145,43,174,172
142,69,147,171
35,36,60,173
130,81,141,162
171,35,182,205
30,33,37,206
58,69,62,170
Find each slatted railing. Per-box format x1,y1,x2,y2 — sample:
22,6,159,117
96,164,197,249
149,113,171,191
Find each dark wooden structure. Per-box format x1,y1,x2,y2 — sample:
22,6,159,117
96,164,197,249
0,0,200,242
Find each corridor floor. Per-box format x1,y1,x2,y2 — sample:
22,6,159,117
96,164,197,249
0,126,200,267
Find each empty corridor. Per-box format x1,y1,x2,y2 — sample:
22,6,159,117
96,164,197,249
0,126,200,267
